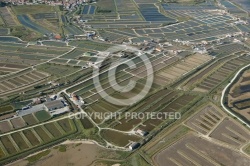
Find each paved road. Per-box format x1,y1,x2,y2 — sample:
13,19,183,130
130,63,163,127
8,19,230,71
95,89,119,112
220,63,250,129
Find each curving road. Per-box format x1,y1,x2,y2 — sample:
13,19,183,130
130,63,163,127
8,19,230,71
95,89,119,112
220,63,250,129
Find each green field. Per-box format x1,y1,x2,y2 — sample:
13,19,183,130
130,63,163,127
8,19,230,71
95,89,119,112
26,150,51,163
33,126,51,142
58,145,67,152
11,132,29,151
34,110,51,122
164,0,205,4
57,119,73,133
22,114,38,125
69,40,112,51
42,41,67,47
12,5,55,14
22,130,40,146
144,125,190,157
0,136,17,155
44,123,62,138
60,49,85,59
95,0,116,13
56,68,92,84
244,144,250,155
80,117,94,129
0,17,5,26
0,105,14,113
0,147,5,159
100,129,140,147
37,63,81,78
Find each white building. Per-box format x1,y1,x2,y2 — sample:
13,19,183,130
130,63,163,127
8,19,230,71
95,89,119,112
129,142,140,151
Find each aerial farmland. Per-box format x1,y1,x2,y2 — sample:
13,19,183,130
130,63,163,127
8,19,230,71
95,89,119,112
0,0,249,166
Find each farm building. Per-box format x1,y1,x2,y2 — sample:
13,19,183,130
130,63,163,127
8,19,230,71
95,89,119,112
136,129,148,136
72,94,80,101
129,142,140,151
44,100,65,111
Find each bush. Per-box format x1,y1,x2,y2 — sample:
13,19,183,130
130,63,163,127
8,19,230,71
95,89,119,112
26,150,51,163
